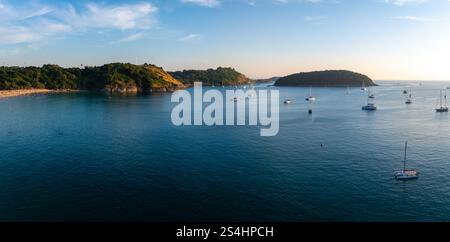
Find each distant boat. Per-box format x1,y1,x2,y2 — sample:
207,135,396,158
403,90,408,94
305,87,316,101
436,90,449,112
405,89,412,104
346,86,351,95
362,91,377,110
395,142,419,180
284,99,292,104
233,97,239,102
361,81,367,91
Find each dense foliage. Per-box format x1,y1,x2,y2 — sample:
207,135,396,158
275,70,376,87
169,67,252,86
0,63,183,91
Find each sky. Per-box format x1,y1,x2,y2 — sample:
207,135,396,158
1,0,450,80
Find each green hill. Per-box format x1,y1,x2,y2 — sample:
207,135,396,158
0,63,184,92
274,70,376,87
169,67,253,86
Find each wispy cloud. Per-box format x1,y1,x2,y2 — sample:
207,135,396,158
385,0,428,6
305,15,327,22
177,33,202,42
115,33,144,43
392,15,439,22
0,1,159,45
180,0,221,7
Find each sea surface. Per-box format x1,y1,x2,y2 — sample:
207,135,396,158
1,81,450,222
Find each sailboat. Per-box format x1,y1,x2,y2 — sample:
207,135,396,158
361,81,367,91
368,87,375,99
436,90,449,112
305,87,316,101
346,86,351,95
395,142,419,180
405,89,412,104
362,90,377,110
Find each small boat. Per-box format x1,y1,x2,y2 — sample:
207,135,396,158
284,99,292,104
369,94,375,99
395,142,419,180
308,109,312,115
361,81,367,91
362,91,377,110
346,86,351,95
305,87,316,101
405,89,412,104
436,90,449,112
362,103,377,110
403,90,408,94
232,97,239,102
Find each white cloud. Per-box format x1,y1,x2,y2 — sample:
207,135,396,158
180,0,221,7
22,7,54,20
115,33,144,43
80,3,157,30
177,33,202,42
0,2,159,45
392,15,439,22
385,0,428,6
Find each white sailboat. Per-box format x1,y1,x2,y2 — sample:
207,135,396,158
436,90,449,112
395,142,419,180
405,89,412,104
362,90,377,110
368,87,375,99
346,86,351,95
361,81,367,91
305,87,316,101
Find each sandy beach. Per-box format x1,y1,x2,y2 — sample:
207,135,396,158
0,89,54,99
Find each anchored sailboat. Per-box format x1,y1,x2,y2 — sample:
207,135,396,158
405,89,412,104
305,87,316,101
361,81,367,91
395,142,419,180
436,90,449,112
362,90,377,110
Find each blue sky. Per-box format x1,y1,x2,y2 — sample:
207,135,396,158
1,0,450,80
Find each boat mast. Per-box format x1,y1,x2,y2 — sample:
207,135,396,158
404,141,407,171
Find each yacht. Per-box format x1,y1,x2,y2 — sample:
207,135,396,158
405,89,412,104
395,142,419,180
436,90,449,112
368,88,375,99
362,92,377,110
305,87,316,101
361,81,367,91
362,103,377,110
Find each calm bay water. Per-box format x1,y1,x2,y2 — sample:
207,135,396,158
1,81,450,222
